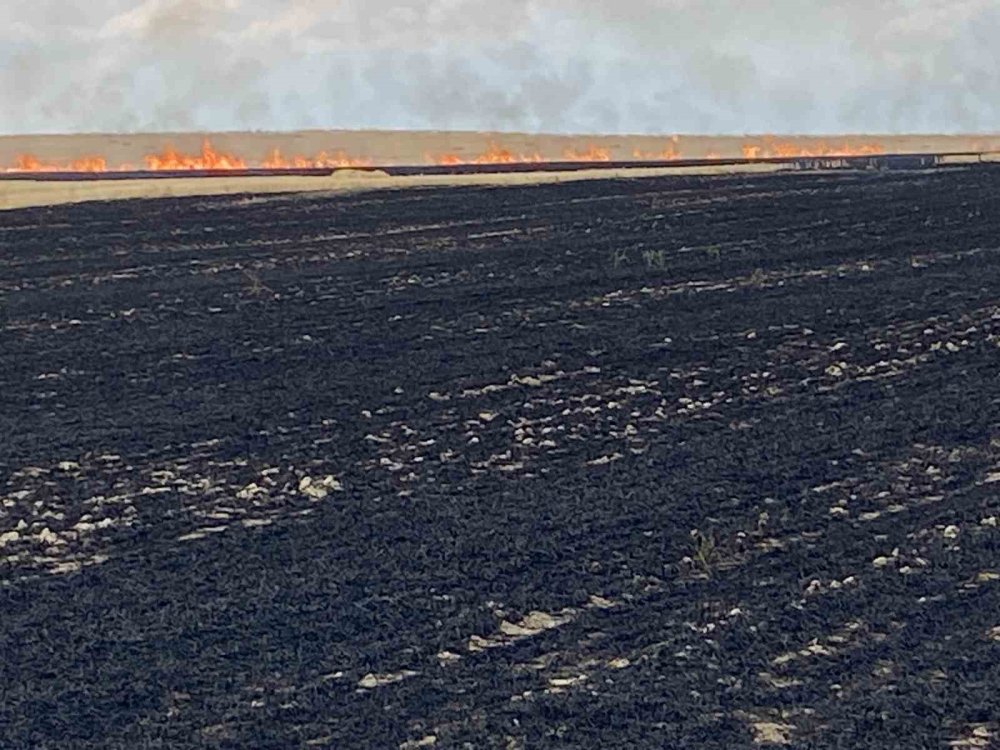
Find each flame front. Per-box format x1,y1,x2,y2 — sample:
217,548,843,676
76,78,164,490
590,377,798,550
741,139,885,159
262,148,373,169
563,145,612,162
633,146,681,161
3,136,892,174
433,142,614,165
8,154,108,172
435,142,544,165
145,140,247,170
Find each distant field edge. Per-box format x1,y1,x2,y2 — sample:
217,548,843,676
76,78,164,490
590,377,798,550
3,153,1000,212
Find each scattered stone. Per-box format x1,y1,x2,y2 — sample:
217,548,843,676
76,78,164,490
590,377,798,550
37,528,61,546
468,635,492,652
400,736,437,749
0,530,19,546
873,556,892,568
588,594,616,609
357,670,417,689
548,675,586,688
751,721,793,745
943,525,961,539
586,453,623,466
237,483,266,500
298,475,343,500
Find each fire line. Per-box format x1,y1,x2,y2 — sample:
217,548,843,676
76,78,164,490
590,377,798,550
3,137,889,174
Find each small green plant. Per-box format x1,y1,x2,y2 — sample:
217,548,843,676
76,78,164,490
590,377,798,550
705,244,722,262
690,530,719,577
642,248,668,271
610,248,629,270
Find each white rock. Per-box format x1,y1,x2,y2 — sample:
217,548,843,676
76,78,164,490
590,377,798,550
400,736,437,749
298,475,342,500
943,525,960,539
237,483,265,500
0,530,19,546
357,674,380,689
37,527,61,545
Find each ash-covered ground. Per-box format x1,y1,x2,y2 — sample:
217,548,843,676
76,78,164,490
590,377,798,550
2,168,1000,749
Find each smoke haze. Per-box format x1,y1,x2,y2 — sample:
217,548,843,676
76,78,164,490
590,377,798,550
3,0,999,135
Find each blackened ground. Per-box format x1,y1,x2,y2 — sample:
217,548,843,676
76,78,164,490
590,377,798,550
2,168,1000,749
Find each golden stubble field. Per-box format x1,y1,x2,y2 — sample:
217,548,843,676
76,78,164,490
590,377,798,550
3,129,1000,211
0,164,794,212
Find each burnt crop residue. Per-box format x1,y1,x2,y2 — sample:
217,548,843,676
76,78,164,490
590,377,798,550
2,167,1000,748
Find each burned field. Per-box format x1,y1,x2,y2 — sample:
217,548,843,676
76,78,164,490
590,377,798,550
2,168,1000,749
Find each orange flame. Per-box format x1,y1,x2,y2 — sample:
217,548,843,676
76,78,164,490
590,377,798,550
433,142,614,165
563,145,612,162
434,153,465,166
435,142,544,165
261,148,373,169
741,139,885,160
4,136,894,174
7,154,108,172
633,146,681,161
144,140,247,170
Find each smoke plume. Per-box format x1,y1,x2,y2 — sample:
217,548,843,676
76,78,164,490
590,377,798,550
3,0,999,135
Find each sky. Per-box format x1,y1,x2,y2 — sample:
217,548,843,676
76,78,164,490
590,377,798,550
2,0,999,135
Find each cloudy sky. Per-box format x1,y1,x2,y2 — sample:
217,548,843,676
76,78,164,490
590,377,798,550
2,0,998,135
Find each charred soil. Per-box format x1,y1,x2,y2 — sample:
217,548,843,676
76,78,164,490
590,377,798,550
2,168,1000,748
